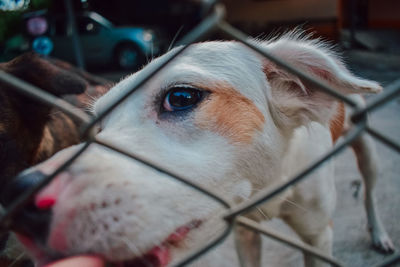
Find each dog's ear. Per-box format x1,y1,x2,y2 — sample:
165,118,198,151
262,36,382,131
1,52,87,96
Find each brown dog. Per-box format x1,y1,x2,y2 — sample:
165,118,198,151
0,53,110,267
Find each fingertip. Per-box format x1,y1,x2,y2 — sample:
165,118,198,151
44,255,104,267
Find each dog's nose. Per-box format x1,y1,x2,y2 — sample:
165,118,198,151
1,170,52,244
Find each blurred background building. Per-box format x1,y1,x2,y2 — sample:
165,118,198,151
1,0,399,71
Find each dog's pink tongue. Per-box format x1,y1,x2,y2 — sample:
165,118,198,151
126,246,170,267
126,225,191,267
46,223,199,267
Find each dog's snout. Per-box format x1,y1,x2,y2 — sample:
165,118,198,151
1,170,52,244
1,170,47,206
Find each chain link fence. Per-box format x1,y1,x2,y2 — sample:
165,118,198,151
0,2,399,267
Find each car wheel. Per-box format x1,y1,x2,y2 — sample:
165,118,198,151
115,43,144,70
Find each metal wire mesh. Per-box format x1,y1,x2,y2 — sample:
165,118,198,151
0,3,399,267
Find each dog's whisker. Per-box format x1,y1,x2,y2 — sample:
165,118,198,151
7,252,26,267
168,25,184,52
120,237,141,255
85,97,99,113
256,207,271,220
120,237,155,267
278,196,309,212
238,187,308,214
151,42,154,62
85,91,98,101
2,241,20,252
50,110,62,116
254,32,267,41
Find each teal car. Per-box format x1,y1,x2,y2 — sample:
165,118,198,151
50,12,160,69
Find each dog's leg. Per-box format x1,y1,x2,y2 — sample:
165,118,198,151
351,134,395,253
234,225,261,267
300,225,333,267
282,209,333,267
278,123,336,266
280,185,334,267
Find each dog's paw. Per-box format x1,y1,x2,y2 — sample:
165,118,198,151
371,230,395,254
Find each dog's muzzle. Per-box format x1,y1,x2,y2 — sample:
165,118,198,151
1,170,52,245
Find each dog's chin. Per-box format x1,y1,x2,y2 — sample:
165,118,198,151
115,219,202,267
19,220,202,267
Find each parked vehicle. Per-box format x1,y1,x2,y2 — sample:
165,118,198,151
49,11,160,69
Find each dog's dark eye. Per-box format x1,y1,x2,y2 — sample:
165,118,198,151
163,86,203,112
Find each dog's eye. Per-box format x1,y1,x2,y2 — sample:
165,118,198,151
163,86,203,112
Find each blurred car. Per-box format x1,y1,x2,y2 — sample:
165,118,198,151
49,11,160,69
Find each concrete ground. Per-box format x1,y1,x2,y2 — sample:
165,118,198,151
96,47,400,267
332,50,400,267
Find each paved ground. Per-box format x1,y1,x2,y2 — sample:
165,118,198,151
333,50,400,267
95,47,400,267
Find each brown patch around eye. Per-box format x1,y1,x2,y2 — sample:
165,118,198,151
195,83,265,144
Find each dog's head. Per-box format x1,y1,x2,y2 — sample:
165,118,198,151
0,53,90,188
7,36,382,266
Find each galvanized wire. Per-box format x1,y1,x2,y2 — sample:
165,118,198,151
0,3,399,267
0,70,91,124
352,78,400,122
236,217,344,267
367,126,400,153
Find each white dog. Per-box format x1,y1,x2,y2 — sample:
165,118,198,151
9,33,394,267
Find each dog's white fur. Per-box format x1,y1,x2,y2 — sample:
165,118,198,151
22,33,393,266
